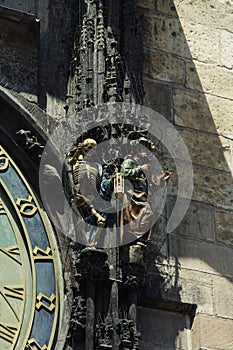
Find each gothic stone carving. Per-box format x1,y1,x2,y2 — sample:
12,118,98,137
77,247,109,282
68,0,144,112
117,319,140,350
95,322,113,349
16,129,44,159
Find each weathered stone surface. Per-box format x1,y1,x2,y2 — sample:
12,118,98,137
192,314,233,350
0,1,35,14
168,165,233,209
0,7,39,102
181,22,219,64
143,79,172,120
169,235,233,277
157,0,178,17
179,129,233,173
174,89,213,132
213,276,233,319
215,210,233,246
141,12,220,65
186,61,233,99
0,8,38,53
0,60,37,102
214,141,233,176
220,30,233,69
173,89,233,136
143,50,185,83
160,157,233,210
137,307,188,350
191,166,233,210
136,0,155,10
46,95,67,122
167,200,214,241
0,85,54,133
148,212,169,259
173,0,233,33
148,264,214,315
140,13,189,57
0,48,37,65
178,269,214,315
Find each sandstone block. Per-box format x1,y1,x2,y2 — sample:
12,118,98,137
181,22,219,64
207,96,233,136
140,13,189,57
213,276,233,319
0,48,37,65
136,0,154,10
141,11,222,64
178,269,214,315
143,50,185,83
157,0,178,17
174,89,214,132
169,235,233,277
191,166,233,210
138,307,188,350
0,1,35,14
152,264,214,315
150,213,168,258
167,200,214,241
220,30,233,69
192,314,233,350
215,210,233,246
0,60,37,102
143,79,172,120
0,8,38,53
160,157,233,210
172,0,233,33
178,129,233,173
186,62,233,99
173,89,233,136
0,7,38,103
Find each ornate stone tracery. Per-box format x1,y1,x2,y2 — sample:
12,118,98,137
65,1,151,349
67,0,144,113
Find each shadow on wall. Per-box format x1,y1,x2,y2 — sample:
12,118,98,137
0,1,78,111
137,0,233,349
38,0,79,110
0,6,39,103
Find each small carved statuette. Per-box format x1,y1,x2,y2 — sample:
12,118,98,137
69,295,87,332
116,319,140,350
16,129,44,159
95,322,113,349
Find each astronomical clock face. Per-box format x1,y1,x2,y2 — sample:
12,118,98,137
0,145,62,350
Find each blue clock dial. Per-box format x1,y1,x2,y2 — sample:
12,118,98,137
0,145,62,350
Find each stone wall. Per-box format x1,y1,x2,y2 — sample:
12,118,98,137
137,0,233,349
1,0,233,349
0,0,77,122
0,6,39,103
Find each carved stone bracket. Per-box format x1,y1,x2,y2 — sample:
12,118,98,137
77,247,109,282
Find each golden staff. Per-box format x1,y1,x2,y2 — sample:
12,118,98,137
114,173,124,245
